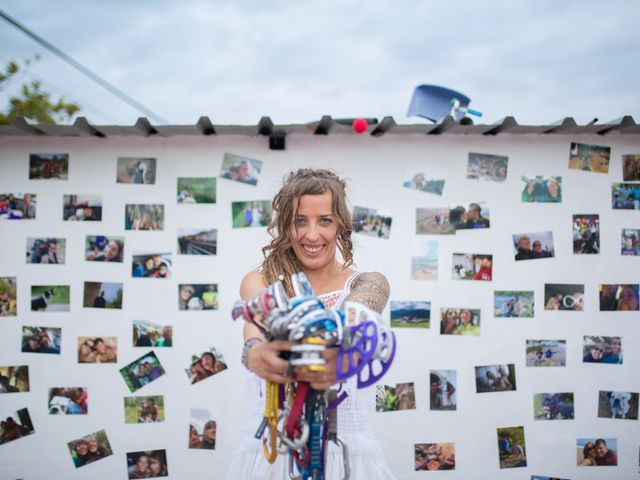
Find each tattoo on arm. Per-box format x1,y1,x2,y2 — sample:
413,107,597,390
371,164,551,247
345,272,390,313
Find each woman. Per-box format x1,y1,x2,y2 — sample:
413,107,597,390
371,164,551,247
579,442,597,466
148,455,167,477
78,339,96,363
441,309,458,335
129,454,150,478
453,309,480,336
226,168,395,479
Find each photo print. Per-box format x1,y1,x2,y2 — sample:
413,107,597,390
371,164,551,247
440,308,480,336
621,228,640,255
583,336,623,364
220,152,262,186
177,177,216,204
612,182,640,210
178,284,219,310
497,426,527,468
475,364,516,393
117,157,156,184
189,408,217,449
467,152,508,182
133,320,173,347
0,277,17,316
125,204,164,230
599,284,639,311
569,142,610,173
85,235,124,262
48,388,87,415
414,443,456,471
544,284,584,311
402,163,445,195
448,201,490,230
31,284,70,311
0,408,34,446
177,228,217,255
124,395,165,424
63,194,102,221
430,370,456,411
29,153,68,179
352,205,392,239
0,366,29,393
186,348,228,385
231,200,272,228
21,326,61,354
531,476,569,480
77,336,117,363
126,449,168,478
598,391,639,420
132,253,172,278
0,193,36,219
521,175,562,203
494,291,534,318
533,393,574,420
390,300,430,329
26,237,65,264
83,281,123,309
573,214,600,254
577,438,617,466
452,253,492,281
622,153,640,181
415,207,454,235
67,430,113,468
375,383,416,412
120,351,166,393
411,239,438,280
526,340,566,367
513,231,554,261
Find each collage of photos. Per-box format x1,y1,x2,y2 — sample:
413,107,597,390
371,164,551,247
77,337,117,363
376,383,416,412
48,387,88,414
29,153,68,180
440,308,480,336
597,391,639,420
117,157,157,184
0,193,36,219
0,277,17,316
83,281,123,309
544,284,584,311
448,202,490,230
353,206,392,239
599,284,639,311
124,395,165,423
67,430,113,468
467,152,508,182
521,176,562,203
452,253,492,281
415,207,454,235
411,239,438,280
127,449,168,478
26,238,65,264
189,408,216,449
533,393,574,420
497,426,527,468
429,370,456,411
414,443,455,471
177,177,216,204
220,152,262,186
577,438,618,466
133,321,173,347
475,364,516,393
85,235,125,262
125,204,165,230
390,300,430,329
513,231,555,260
569,142,611,173
493,291,534,318
231,200,271,228
132,253,172,278
526,340,566,367
622,154,640,180
0,366,29,393
583,336,623,364
120,352,166,392
186,348,227,385
572,214,600,254
31,285,70,311
178,284,218,310
0,408,35,446
621,228,640,255
177,228,217,255
612,182,640,210
63,194,102,221
21,326,61,354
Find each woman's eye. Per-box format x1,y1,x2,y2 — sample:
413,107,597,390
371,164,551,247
294,217,306,225
320,217,333,225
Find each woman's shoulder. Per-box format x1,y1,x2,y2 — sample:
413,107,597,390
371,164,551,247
240,270,267,300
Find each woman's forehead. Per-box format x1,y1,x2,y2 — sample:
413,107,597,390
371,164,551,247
293,192,333,214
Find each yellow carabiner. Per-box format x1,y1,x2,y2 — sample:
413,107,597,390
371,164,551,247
262,380,280,464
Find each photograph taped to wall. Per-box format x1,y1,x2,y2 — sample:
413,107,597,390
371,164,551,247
533,393,574,420
85,235,124,262
572,214,600,254
475,364,516,393
411,239,438,280
402,162,445,195
63,194,102,221
83,281,123,309
452,253,492,281
177,177,216,204
31,284,70,311
544,284,583,311
440,308,480,336
497,426,527,468
117,157,156,184
599,284,639,311
177,228,217,255
125,204,164,230
414,442,455,471
0,193,36,220
231,200,272,228
598,391,639,420
21,326,61,354
189,408,216,449
132,253,172,278
376,383,416,412
448,201,490,230
467,152,508,182
612,182,640,210
124,395,164,424
622,154,640,180
126,449,168,478
513,231,555,261
577,437,617,466
67,429,113,468
526,340,566,367
186,348,228,385
178,284,218,310
521,175,562,203
583,336,622,364
352,205,392,239
77,336,117,363
0,366,29,393
120,351,166,393
48,387,88,414
390,300,430,329
569,142,611,173
133,320,172,347
621,228,640,255
531,476,569,480
29,152,68,179
415,207,454,234
26,237,65,264
494,291,534,318
0,407,34,446
220,152,262,186
0,277,17,316
430,370,456,411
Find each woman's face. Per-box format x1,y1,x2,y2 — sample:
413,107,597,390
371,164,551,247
548,180,559,197
625,237,633,248
460,310,471,324
75,442,88,456
180,288,192,300
619,286,639,310
201,354,215,370
149,458,161,474
136,455,149,472
145,258,154,269
105,241,119,260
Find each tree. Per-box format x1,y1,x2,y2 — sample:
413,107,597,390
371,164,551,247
0,57,80,125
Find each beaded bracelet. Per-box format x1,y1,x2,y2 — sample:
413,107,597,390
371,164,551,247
241,337,263,370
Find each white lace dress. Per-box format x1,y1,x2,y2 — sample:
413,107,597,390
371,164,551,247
225,273,396,480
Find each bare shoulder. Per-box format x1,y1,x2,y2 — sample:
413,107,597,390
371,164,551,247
346,271,390,314
239,271,267,300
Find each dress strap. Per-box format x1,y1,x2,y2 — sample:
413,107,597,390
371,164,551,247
344,271,360,291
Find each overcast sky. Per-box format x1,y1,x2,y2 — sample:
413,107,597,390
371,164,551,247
1,0,638,126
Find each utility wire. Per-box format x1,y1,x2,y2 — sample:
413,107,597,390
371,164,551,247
0,9,169,124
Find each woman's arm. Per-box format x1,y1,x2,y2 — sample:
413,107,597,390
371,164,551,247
344,271,390,313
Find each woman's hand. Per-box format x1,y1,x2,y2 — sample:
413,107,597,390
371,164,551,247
294,347,338,390
247,340,295,384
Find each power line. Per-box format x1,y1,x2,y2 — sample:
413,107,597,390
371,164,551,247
0,9,169,124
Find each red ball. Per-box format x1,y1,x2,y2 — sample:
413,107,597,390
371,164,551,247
352,117,368,134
